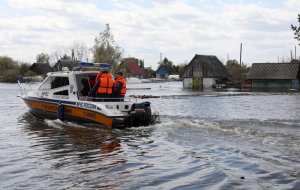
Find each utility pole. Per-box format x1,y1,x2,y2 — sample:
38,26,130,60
291,50,293,61
295,46,297,60
72,49,74,60
160,52,162,62
239,43,242,65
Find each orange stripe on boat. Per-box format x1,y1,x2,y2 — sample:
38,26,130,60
64,105,113,127
23,98,113,127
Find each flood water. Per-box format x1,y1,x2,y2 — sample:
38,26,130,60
0,82,300,189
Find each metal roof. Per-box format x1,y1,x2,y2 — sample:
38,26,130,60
247,63,300,80
185,54,230,78
53,60,80,71
156,65,170,74
29,63,53,75
120,58,144,75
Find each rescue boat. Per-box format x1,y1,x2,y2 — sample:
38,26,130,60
18,62,159,128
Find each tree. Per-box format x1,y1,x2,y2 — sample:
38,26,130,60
49,41,89,64
0,56,35,82
158,57,173,67
91,24,123,73
226,59,249,84
157,57,187,77
61,54,71,60
176,63,188,77
0,56,19,82
143,67,155,78
291,14,300,45
0,56,18,72
18,63,30,76
36,53,50,63
50,45,66,64
72,41,89,61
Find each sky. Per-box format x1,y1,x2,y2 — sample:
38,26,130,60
0,0,299,69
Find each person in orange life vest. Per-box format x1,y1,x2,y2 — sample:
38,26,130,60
90,69,114,101
113,71,126,101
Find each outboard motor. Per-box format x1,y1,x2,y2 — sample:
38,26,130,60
129,101,153,126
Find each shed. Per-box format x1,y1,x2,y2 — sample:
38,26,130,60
29,63,53,75
52,59,80,71
182,54,230,89
247,62,300,90
156,65,171,79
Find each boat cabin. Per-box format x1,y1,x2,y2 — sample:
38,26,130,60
21,62,158,127
38,70,98,101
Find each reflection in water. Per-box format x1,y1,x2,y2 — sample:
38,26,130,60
2,82,300,189
16,102,300,189
20,112,120,153
17,112,159,189
18,112,130,188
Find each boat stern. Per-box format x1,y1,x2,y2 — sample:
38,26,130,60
124,101,159,127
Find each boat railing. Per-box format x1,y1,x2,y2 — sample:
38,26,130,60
17,80,27,96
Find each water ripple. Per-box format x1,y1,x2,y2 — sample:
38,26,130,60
1,83,300,189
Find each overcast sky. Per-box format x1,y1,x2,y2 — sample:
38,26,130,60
0,0,299,69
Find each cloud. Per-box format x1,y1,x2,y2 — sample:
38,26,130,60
0,0,299,67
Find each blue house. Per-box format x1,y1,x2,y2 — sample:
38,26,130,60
156,65,171,79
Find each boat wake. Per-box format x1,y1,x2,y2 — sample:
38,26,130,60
156,117,300,158
45,119,92,129
150,117,300,189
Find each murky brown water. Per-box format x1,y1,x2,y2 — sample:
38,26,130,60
1,82,299,189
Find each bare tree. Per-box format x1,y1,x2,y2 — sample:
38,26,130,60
49,41,89,65
72,40,89,61
49,45,68,65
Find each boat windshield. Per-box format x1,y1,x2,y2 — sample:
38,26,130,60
75,74,97,100
39,76,70,90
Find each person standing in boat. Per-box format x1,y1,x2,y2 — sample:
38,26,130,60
113,71,126,101
90,68,114,101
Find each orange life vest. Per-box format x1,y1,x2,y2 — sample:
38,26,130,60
114,76,126,96
95,72,113,81
95,73,114,95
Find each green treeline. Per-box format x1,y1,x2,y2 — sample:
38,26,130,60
0,56,34,83
2,13,300,84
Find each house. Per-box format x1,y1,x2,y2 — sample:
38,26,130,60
118,58,145,78
246,62,300,90
156,65,171,79
29,63,53,75
182,54,230,89
52,59,80,71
